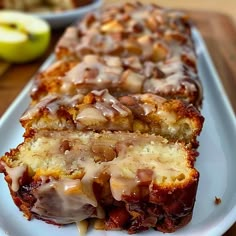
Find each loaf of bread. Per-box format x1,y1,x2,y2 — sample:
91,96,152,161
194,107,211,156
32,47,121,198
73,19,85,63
0,2,204,234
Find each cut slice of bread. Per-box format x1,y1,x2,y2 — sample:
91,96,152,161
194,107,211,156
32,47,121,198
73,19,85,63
55,2,203,108
0,130,199,233
21,89,203,146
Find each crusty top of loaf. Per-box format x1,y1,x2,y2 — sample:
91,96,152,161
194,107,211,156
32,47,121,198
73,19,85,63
56,2,194,62
0,130,199,224
32,54,202,108
54,2,202,108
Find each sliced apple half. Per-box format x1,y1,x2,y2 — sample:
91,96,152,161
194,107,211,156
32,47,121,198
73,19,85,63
0,11,50,63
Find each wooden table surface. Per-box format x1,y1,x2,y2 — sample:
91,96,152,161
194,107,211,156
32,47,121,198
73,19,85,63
0,1,235,235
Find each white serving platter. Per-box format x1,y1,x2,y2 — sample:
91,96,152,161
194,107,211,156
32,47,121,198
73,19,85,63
0,29,235,236
33,0,103,28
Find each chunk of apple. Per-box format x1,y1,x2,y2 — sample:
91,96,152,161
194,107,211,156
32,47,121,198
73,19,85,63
0,11,50,63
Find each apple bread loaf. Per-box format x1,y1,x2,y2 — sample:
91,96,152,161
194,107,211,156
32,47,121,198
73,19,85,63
0,130,199,233
0,2,204,235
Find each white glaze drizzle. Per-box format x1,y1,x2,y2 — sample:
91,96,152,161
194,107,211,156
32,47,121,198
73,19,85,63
1,162,27,192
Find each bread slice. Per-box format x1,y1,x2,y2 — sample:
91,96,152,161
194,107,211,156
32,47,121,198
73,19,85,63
21,89,203,146
0,130,199,233
32,54,202,108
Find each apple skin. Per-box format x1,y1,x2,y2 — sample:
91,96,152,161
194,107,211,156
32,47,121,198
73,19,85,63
0,11,51,63
0,32,50,63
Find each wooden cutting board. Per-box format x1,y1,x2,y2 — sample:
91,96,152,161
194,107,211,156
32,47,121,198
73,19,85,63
0,10,235,235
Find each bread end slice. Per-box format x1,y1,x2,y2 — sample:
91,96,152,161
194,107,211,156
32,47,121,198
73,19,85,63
0,130,199,233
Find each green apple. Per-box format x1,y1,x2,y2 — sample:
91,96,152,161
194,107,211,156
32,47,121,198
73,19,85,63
0,11,50,63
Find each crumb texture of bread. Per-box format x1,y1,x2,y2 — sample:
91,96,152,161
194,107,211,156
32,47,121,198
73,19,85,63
0,1,205,234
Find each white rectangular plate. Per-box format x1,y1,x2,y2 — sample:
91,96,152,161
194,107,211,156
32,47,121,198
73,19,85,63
0,29,235,236
34,0,103,28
